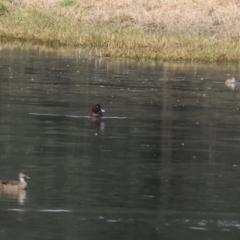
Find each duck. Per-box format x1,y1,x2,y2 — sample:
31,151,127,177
225,77,238,90
90,104,105,118
225,77,236,84
0,171,30,192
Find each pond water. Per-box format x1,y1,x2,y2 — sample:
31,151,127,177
0,47,240,240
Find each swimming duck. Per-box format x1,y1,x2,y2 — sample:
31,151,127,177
90,104,105,118
225,77,237,90
0,171,30,192
225,77,236,84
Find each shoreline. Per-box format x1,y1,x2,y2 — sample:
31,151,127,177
0,0,240,62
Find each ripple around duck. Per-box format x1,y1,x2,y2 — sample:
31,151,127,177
29,113,128,119
8,208,72,213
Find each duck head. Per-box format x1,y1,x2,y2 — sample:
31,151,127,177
91,104,105,118
19,171,30,182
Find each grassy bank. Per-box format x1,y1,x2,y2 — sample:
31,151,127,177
0,0,240,62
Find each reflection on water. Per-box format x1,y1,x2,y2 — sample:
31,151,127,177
1,47,240,240
0,190,27,204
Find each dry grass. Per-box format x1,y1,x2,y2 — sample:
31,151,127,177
0,0,240,61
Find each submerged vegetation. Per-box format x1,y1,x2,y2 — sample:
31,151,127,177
0,0,240,61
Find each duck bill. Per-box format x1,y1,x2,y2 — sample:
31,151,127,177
25,175,30,179
101,109,105,113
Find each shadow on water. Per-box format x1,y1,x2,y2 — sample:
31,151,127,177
0,47,240,239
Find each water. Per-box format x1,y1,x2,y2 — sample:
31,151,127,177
0,47,240,239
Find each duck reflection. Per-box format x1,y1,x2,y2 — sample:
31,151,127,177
225,77,237,90
90,120,105,131
0,189,27,204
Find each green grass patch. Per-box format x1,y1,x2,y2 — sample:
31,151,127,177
0,3,8,15
60,0,76,7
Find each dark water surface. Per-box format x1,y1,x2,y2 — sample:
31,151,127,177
0,47,240,239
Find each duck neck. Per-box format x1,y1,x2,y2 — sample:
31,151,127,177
19,177,25,183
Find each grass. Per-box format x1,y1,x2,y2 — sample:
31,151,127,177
60,0,76,7
0,3,8,15
0,0,240,62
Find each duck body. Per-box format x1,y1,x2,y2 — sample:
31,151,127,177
0,171,30,192
90,104,105,118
